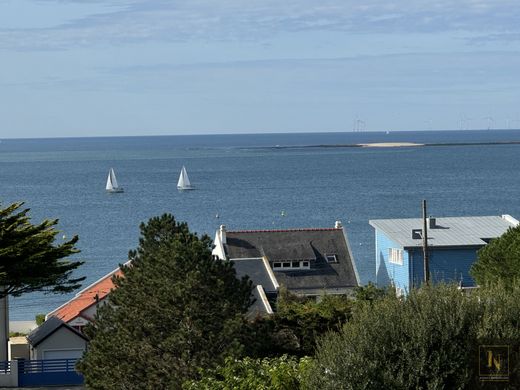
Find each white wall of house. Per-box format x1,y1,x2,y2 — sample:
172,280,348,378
212,226,227,260
30,327,87,360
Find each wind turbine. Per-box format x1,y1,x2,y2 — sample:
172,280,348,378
482,116,494,130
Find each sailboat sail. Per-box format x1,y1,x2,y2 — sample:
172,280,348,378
106,168,123,192
177,166,192,189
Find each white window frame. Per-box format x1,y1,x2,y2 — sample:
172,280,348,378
388,248,403,265
325,254,337,263
273,261,311,271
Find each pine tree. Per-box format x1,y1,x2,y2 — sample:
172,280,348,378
471,224,520,286
0,201,83,298
78,214,253,390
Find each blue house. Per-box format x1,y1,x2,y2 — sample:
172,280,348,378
369,214,518,294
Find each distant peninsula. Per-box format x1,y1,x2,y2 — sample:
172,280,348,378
268,140,520,149
358,142,424,147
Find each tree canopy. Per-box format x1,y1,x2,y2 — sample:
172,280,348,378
78,214,253,390
0,201,83,298
308,283,520,389
471,224,520,286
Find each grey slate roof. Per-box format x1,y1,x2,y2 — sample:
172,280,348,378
232,258,277,293
225,228,359,291
247,286,273,319
27,316,88,347
369,215,518,249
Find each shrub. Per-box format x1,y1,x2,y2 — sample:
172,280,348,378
183,355,313,390
308,284,482,390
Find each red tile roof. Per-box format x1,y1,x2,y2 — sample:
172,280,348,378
47,267,123,323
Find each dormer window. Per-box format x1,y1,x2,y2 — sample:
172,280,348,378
272,260,311,271
326,254,337,263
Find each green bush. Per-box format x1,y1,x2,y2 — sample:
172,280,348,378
35,313,45,326
308,283,520,389
183,355,313,390
243,289,355,358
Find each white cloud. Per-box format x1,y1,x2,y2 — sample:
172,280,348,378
1,0,520,50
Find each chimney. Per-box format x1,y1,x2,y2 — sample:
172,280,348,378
219,225,227,244
335,220,343,229
427,217,436,229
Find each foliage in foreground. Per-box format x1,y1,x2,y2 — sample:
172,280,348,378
243,284,388,358
471,224,520,286
245,290,353,358
78,214,253,390
0,201,83,299
183,355,313,390
308,283,520,390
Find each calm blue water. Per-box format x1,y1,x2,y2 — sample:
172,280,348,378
2,130,520,320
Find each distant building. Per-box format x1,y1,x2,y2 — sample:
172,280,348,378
369,214,519,294
46,266,124,333
212,221,360,311
27,316,88,360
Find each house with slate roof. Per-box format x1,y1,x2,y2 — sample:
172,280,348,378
369,214,519,294
46,265,125,333
212,221,360,308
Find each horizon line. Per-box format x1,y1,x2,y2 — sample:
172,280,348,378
2,128,519,141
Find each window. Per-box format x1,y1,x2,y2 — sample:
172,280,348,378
389,248,403,265
326,254,337,263
273,261,310,271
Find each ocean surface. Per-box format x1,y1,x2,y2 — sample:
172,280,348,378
2,130,520,320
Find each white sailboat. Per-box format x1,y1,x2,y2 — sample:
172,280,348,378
106,168,124,193
177,166,193,190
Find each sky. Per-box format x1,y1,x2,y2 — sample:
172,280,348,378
1,0,520,138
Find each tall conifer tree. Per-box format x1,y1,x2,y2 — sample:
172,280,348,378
0,201,83,298
79,214,253,389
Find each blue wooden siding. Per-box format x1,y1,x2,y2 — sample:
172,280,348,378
375,230,410,291
409,247,480,288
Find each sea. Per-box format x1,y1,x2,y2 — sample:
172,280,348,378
2,129,520,320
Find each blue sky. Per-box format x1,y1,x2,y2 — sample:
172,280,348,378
1,0,520,137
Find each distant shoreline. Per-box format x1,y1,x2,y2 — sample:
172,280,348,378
269,140,520,149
